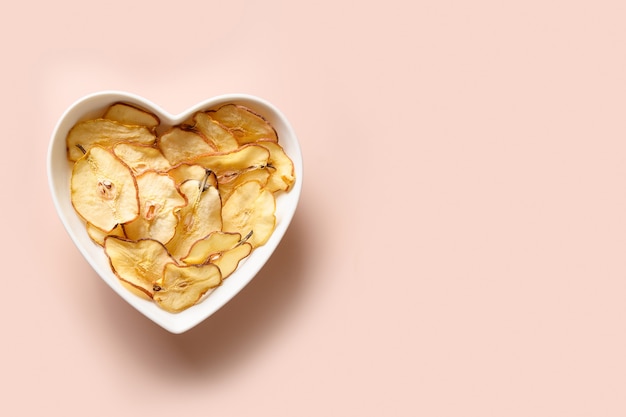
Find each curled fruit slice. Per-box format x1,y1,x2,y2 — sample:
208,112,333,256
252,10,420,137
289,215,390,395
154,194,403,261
165,175,223,261
124,171,186,244
182,231,243,265
222,180,276,248
71,146,139,232
257,140,296,192
191,144,270,178
66,118,156,162
153,263,222,313
208,104,278,144
113,142,171,175
87,223,126,246
103,102,160,129
158,127,216,165
192,112,239,152
104,237,177,299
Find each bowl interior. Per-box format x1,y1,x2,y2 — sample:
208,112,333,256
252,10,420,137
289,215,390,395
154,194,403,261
47,91,303,333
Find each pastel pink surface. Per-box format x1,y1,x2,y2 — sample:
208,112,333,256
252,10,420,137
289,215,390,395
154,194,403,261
3,0,626,416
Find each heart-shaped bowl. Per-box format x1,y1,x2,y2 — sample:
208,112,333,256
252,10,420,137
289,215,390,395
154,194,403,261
47,91,303,334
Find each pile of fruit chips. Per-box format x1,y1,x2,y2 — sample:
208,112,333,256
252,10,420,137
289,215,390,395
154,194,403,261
67,102,295,313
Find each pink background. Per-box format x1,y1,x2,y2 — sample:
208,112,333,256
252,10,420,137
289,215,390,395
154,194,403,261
2,0,625,415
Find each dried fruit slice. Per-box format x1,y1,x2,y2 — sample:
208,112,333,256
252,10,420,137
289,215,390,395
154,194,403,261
167,163,208,186
182,231,243,265
104,237,177,299
165,175,223,261
192,112,239,152
153,263,222,313
113,142,171,175
190,144,270,178
87,222,125,246
157,127,217,165
212,242,252,279
257,140,296,192
124,171,186,244
208,104,278,144
217,166,271,202
222,180,276,248
66,118,156,161
71,146,139,232
103,102,160,129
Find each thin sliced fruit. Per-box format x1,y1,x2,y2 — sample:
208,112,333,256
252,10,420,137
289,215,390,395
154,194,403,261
71,146,139,232
182,231,242,265
157,127,216,165
217,166,270,202
124,171,186,244
104,237,177,299
153,263,222,313
103,102,160,129
190,144,270,177
207,104,278,144
167,163,208,186
87,222,125,246
113,142,171,175
166,175,223,261
257,140,296,192
212,242,252,279
192,112,239,152
67,118,156,161
222,180,276,248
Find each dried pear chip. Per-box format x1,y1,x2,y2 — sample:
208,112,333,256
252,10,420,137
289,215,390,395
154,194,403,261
222,180,276,248
192,112,239,152
71,146,139,232
124,171,186,244
218,166,271,202
87,222,125,246
165,176,223,261
257,140,296,192
207,104,278,144
166,163,208,186
212,242,252,279
113,142,171,175
103,102,160,129
190,144,270,178
67,118,156,161
153,263,222,313
182,231,243,265
104,237,177,299
158,127,217,165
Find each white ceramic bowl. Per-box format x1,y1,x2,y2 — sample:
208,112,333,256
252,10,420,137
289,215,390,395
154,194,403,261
47,91,303,334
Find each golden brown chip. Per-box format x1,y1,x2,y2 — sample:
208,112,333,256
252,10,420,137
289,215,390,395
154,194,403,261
71,146,139,232
182,231,243,265
217,166,271,202
153,263,222,313
103,102,160,129
66,118,156,162
190,144,270,177
212,242,252,279
104,237,177,299
166,163,208,186
207,104,278,144
157,127,217,165
124,171,186,244
192,112,239,152
86,222,126,246
222,180,276,248
113,142,171,175
257,140,296,192
165,176,223,261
